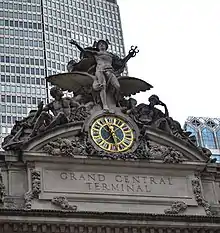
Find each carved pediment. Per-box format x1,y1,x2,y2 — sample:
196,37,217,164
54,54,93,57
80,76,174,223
21,123,209,163
22,122,83,152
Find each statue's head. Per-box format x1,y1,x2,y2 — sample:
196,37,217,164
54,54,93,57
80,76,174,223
50,86,64,99
148,95,160,106
96,40,109,51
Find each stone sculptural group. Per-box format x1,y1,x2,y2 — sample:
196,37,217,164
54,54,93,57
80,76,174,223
2,39,212,162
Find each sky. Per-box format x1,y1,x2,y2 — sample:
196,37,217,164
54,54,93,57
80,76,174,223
118,0,220,126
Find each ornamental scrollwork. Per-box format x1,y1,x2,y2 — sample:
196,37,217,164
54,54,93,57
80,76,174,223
51,196,77,211
0,171,5,204
164,201,187,214
24,169,41,210
191,176,213,216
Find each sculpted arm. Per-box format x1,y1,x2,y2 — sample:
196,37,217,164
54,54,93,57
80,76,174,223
69,39,85,53
70,98,80,108
120,46,139,66
159,101,169,117
84,49,98,55
42,102,53,113
69,39,98,56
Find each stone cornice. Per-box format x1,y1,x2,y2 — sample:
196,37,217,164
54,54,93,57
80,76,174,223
0,211,220,233
0,223,219,233
0,209,219,224
21,153,207,171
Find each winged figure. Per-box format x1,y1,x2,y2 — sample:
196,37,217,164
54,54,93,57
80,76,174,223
47,73,152,97
47,39,153,110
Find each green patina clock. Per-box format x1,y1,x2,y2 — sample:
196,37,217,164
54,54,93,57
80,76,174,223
90,115,135,153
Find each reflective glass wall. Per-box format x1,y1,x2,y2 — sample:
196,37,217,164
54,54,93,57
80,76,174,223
184,117,220,162
0,0,126,145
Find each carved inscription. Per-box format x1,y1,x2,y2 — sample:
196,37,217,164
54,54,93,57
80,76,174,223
60,172,172,193
43,170,190,197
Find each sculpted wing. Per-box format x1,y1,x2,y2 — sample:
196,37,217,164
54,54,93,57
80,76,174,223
118,76,153,96
46,72,95,94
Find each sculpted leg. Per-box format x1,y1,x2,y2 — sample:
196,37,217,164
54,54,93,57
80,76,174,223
154,118,172,134
105,70,120,105
95,71,108,111
45,112,68,130
30,112,52,137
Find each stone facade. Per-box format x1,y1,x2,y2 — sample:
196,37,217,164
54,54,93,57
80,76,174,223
1,37,220,232
0,125,220,232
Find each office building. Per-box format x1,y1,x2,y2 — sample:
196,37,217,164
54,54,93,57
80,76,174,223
0,0,126,145
184,116,220,162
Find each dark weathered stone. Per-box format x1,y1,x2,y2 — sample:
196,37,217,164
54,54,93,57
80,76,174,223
69,39,140,111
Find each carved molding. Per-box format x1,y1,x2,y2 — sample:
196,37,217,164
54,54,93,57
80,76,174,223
26,161,36,168
0,171,5,204
145,141,183,163
43,137,86,156
192,176,213,216
24,190,32,210
42,136,186,162
0,223,219,233
51,196,77,211
31,170,41,198
162,147,184,163
164,201,187,214
24,169,41,210
3,197,24,209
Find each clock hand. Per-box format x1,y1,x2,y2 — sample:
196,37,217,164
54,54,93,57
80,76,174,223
109,125,117,142
104,118,119,151
108,125,119,151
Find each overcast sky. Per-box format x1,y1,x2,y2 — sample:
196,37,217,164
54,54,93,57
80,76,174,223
118,0,220,125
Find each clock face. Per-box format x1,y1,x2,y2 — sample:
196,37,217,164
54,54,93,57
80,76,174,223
90,116,134,152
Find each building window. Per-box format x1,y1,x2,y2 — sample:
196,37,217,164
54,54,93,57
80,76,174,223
2,116,6,124
185,125,199,146
201,128,216,149
206,120,216,128
216,130,220,148
211,154,220,163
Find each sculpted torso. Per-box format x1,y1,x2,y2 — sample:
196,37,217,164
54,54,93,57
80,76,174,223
48,98,72,117
94,51,113,70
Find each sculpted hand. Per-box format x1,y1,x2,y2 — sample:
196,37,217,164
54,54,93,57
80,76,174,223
38,101,44,109
159,101,165,106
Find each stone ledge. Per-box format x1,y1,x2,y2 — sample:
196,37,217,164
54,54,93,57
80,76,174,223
0,209,219,223
0,215,220,233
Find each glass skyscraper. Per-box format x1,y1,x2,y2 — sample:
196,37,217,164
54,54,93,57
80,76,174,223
184,116,220,162
0,0,126,145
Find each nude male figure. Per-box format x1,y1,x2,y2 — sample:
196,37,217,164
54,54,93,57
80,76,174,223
70,39,120,111
30,86,80,137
